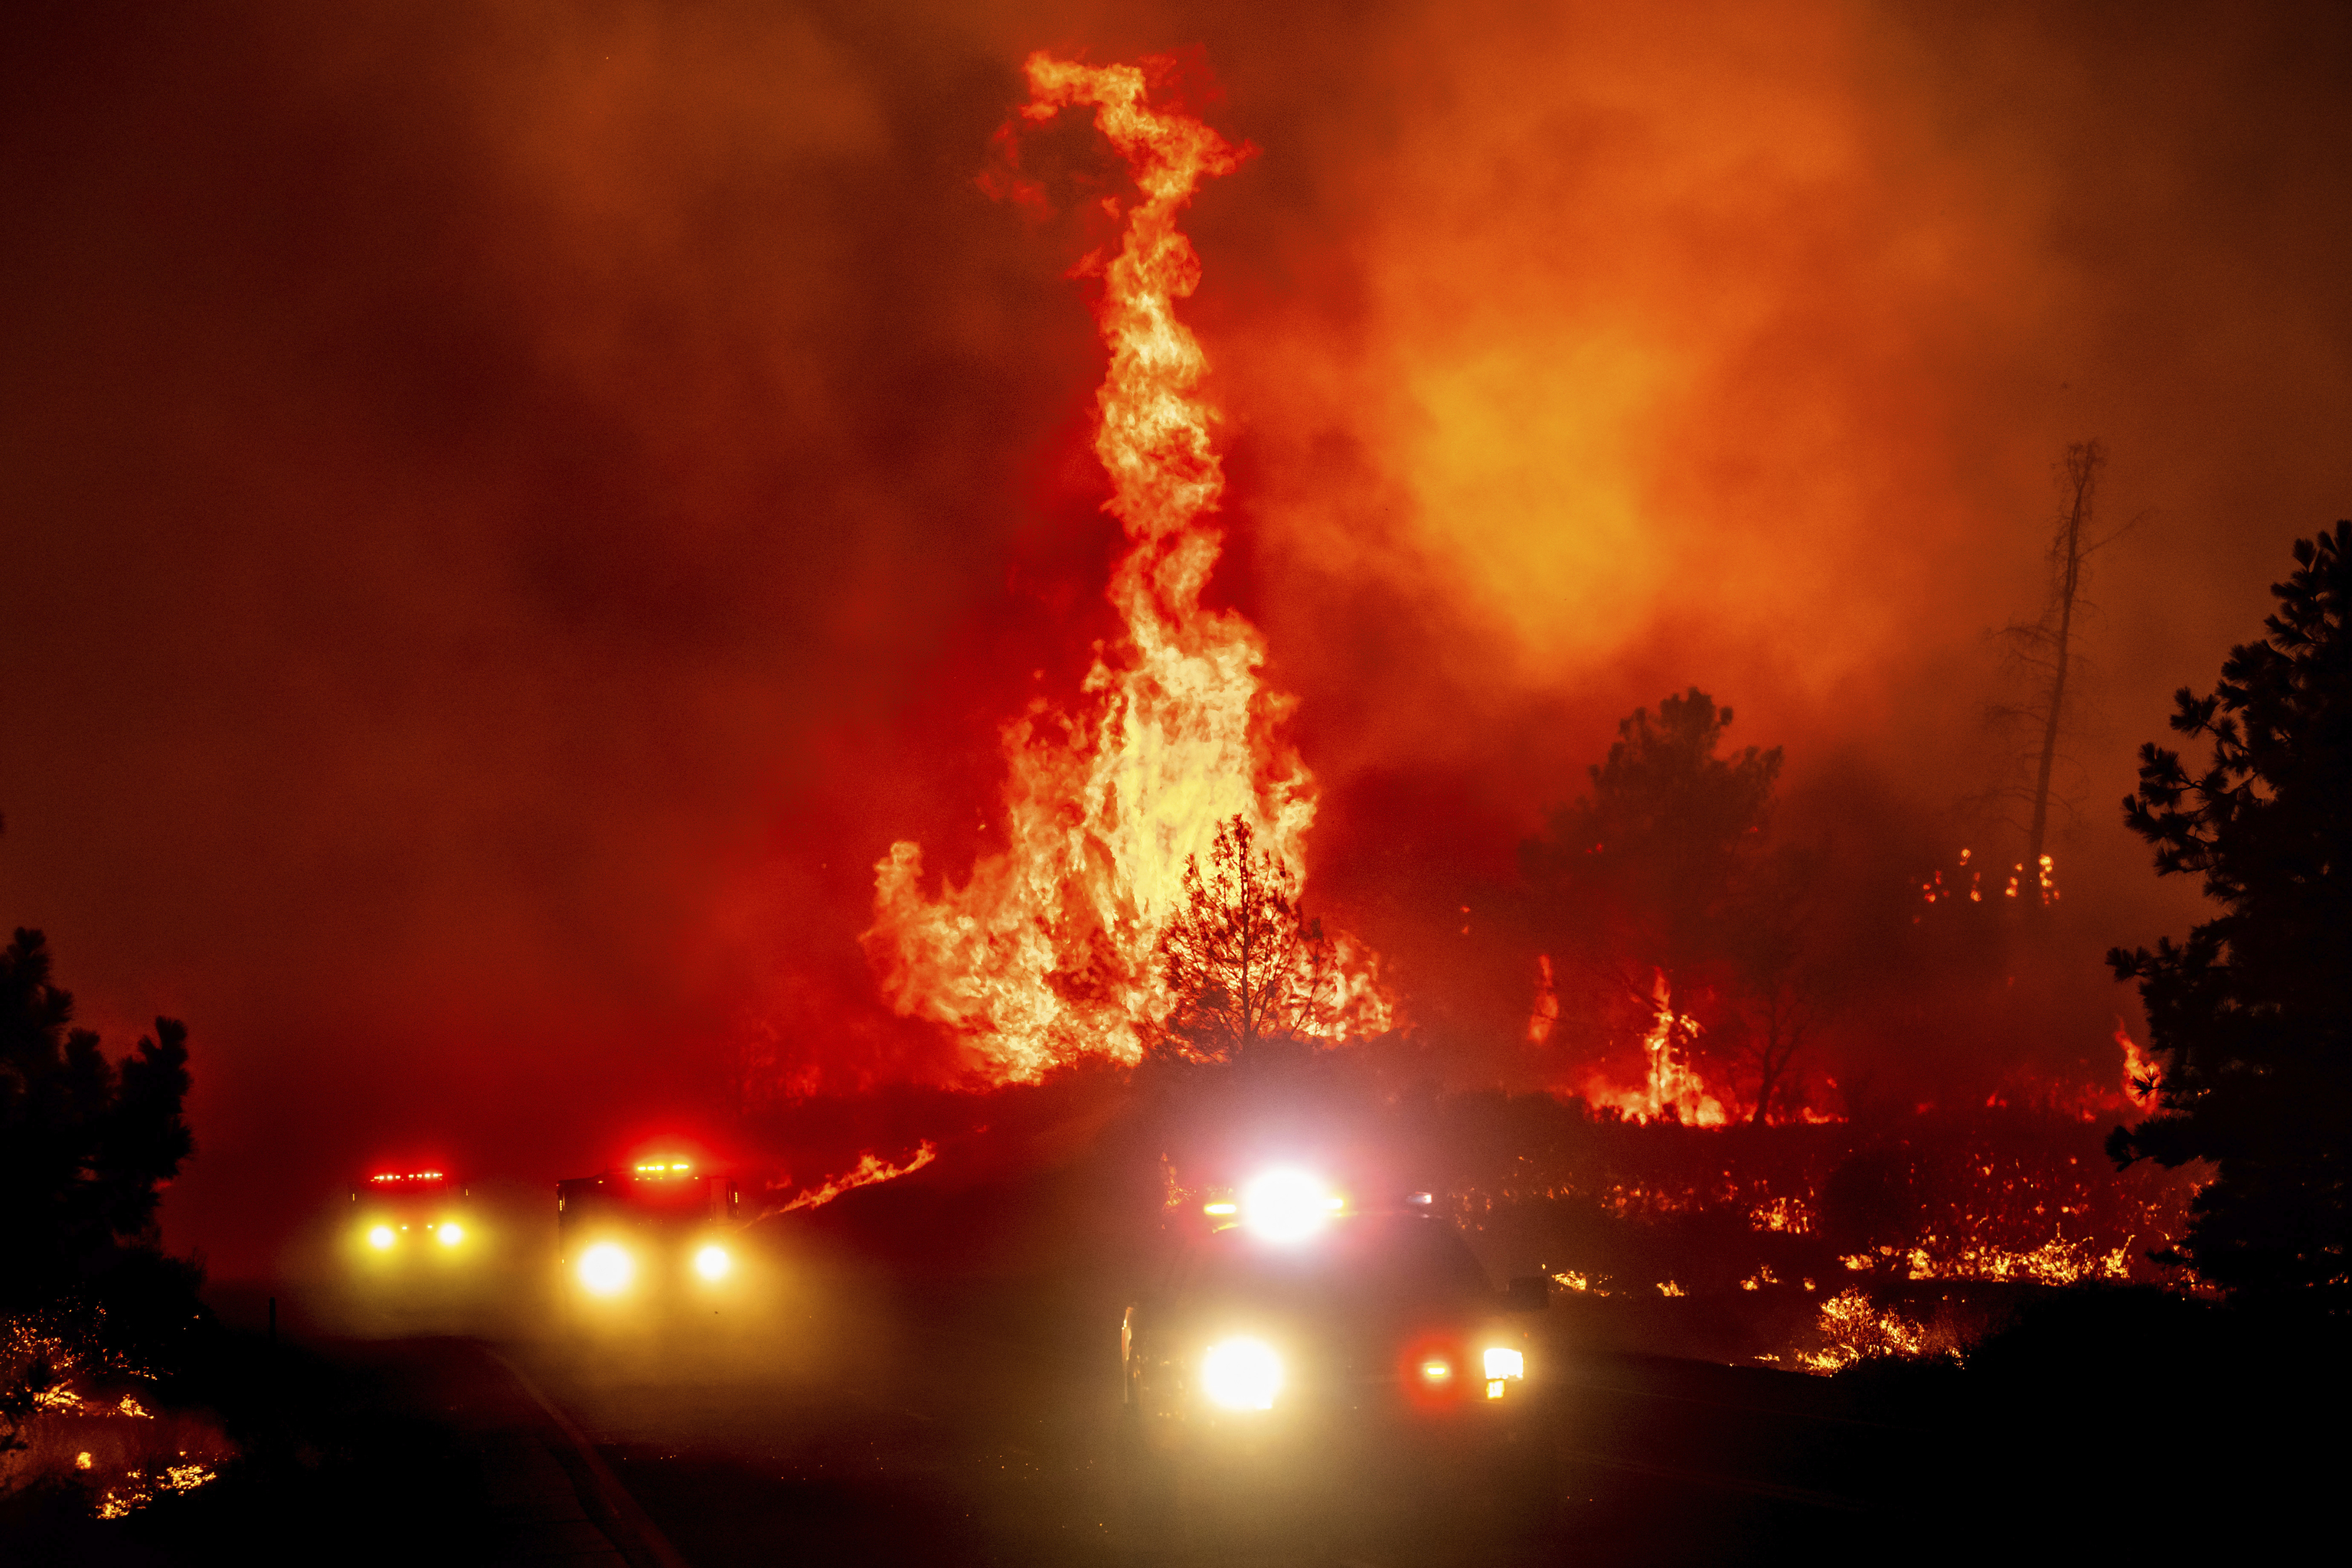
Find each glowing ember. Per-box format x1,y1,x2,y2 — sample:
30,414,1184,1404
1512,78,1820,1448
1749,1195,1813,1233
3,1310,228,1516
867,53,1390,1079
1919,848,2060,906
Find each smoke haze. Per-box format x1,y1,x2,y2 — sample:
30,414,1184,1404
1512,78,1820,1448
2,0,2347,1273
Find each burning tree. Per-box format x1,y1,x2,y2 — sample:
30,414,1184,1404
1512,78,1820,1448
1153,815,1340,1064
1522,689,1814,1122
2109,523,2352,1309
864,54,1390,1081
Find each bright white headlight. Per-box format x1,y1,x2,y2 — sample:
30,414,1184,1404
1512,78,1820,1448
1240,1170,1334,1242
694,1244,731,1281
1483,1347,1524,1380
437,1222,464,1246
579,1242,634,1296
367,1225,395,1250
1202,1337,1282,1411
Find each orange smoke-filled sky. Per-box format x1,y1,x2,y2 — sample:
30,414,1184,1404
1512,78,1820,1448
2,0,2348,1272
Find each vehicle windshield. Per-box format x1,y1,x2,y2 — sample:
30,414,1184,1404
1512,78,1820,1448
621,1174,715,1210
557,1171,726,1224
362,1176,457,1204
1184,1214,1494,1311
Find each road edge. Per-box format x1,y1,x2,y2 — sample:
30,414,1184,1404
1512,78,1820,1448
485,1347,695,1568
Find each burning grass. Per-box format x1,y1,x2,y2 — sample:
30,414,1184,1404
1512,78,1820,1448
1122,1061,2199,1369
732,1044,2200,1378
1413,1091,2198,1370
1432,1093,2188,1285
2,1304,233,1519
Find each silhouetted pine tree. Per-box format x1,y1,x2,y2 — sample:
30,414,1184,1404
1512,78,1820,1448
0,928,194,1310
2109,524,2352,1308
1522,688,1816,1120
1153,815,1337,1063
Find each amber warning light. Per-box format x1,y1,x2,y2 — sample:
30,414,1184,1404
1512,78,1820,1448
632,1161,692,1177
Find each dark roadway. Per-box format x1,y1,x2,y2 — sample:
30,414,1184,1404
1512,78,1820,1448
297,1267,1936,1568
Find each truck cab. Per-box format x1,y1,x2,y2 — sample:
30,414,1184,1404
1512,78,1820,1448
556,1159,746,1318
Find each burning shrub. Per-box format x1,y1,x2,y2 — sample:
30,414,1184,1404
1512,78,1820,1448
1793,1287,1988,1372
2,1300,232,1517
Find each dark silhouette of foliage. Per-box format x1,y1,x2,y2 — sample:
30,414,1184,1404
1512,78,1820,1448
2108,524,2352,1308
1153,815,1337,1063
1522,688,1817,1119
1742,977,1813,1129
2,927,201,1472
0,928,194,1311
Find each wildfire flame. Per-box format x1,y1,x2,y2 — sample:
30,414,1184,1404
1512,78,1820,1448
1919,848,2059,906
767,1142,939,1217
1632,972,1727,1125
1797,1289,1945,1373
1553,968,1731,1125
3,1312,228,1516
1526,954,1560,1045
866,54,1390,1079
2116,1018,2160,1109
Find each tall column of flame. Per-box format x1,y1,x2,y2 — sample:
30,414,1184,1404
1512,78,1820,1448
867,54,1389,1081
1533,957,1729,1125
1636,972,1726,1125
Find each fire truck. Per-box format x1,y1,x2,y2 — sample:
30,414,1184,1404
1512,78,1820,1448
1120,1170,1548,1459
347,1169,475,1269
555,1158,748,1320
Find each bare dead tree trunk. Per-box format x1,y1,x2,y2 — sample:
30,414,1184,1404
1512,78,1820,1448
2027,439,2102,871
1752,1027,1782,1126
1749,984,1808,1125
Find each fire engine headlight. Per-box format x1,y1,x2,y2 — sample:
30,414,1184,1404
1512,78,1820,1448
1240,1169,1336,1243
367,1225,395,1250
1202,1338,1282,1411
437,1222,464,1247
579,1243,634,1296
693,1244,731,1282
1481,1348,1524,1380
